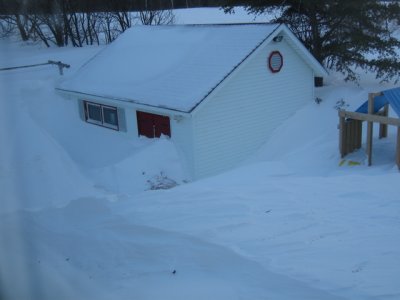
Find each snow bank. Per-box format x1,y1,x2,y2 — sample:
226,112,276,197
248,77,400,175
86,137,186,196
115,169,400,300
0,197,346,300
0,67,98,213
0,38,187,212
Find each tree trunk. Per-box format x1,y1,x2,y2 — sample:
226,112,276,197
14,14,29,41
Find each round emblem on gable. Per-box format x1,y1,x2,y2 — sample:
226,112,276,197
268,51,283,73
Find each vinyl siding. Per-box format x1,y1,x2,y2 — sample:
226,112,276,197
170,115,195,177
192,37,314,179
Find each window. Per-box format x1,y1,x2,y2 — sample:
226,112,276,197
86,102,102,125
102,106,119,129
84,101,119,130
268,51,283,73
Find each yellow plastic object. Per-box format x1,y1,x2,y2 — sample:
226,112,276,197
347,160,361,166
339,159,361,167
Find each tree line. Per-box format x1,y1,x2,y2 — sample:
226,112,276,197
0,0,221,47
0,1,178,47
224,0,400,82
0,0,222,14
1,0,399,82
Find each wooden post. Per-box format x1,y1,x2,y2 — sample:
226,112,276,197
396,127,400,170
345,119,351,155
356,120,362,149
379,104,389,139
366,93,374,166
351,120,356,152
339,104,400,169
349,120,353,153
339,113,346,158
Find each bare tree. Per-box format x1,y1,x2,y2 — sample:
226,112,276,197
0,0,176,47
139,9,175,25
84,12,101,45
98,12,120,44
0,15,16,38
114,11,132,32
0,13,35,41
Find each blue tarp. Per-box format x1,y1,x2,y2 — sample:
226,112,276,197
355,95,388,114
383,87,400,117
355,87,400,117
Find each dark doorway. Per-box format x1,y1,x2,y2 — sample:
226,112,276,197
136,111,171,138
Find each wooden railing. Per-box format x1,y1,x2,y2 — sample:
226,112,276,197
338,93,400,169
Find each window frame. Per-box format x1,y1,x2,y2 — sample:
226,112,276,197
85,102,103,125
101,104,119,130
84,101,119,131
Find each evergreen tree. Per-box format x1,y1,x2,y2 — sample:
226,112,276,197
224,0,400,82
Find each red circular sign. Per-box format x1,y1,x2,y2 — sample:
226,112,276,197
268,51,283,73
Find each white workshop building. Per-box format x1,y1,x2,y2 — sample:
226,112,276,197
57,23,327,179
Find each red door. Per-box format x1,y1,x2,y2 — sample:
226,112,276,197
136,111,171,138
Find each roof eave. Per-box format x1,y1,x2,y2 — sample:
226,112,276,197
55,87,192,115
279,24,328,77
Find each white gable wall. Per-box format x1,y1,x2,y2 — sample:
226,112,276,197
167,114,195,177
191,36,314,179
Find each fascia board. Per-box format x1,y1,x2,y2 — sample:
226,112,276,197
280,25,328,77
55,88,192,117
191,23,282,117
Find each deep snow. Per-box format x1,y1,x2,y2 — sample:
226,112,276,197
1,8,399,300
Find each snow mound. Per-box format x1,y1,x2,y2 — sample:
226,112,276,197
87,138,187,196
248,81,400,175
0,83,98,213
0,197,346,300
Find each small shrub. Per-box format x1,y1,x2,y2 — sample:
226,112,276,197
334,98,349,111
147,172,178,190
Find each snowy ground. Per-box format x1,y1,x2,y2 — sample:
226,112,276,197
1,8,400,300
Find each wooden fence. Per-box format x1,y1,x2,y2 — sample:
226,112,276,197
338,93,400,169
339,118,362,157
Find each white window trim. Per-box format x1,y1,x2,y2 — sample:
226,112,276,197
84,101,119,131
85,102,103,125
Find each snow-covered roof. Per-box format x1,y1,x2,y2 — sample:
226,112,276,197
58,24,324,113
